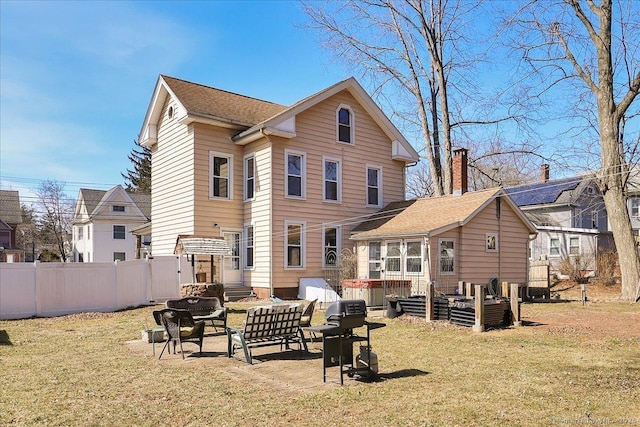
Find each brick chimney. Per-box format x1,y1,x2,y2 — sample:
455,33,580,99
541,164,550,182
452,148,468,196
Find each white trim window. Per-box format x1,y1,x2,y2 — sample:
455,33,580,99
486,233,498,252
113,225,126,240
285,221,305,268
112,205,125,212
385,241,401,273
405,241,423,274
323,156,342,202
77,226,83,241
549,237,560,257
632,198,639,217
337,105,354,144
368,241,382,279
113,252,126,262
438,239,455,274
285,150,306,199
366,165,382,207
244,225,254,269
244,154,255,201
210,151,233,199
569,236,580,255
322,225,341,267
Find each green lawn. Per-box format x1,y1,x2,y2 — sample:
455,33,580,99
1,301,639,426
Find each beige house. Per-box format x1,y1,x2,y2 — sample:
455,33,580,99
138,75,419,298
351,149,537,294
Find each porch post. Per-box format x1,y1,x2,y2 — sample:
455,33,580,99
425,281,434,322
472,284,485,332
511,283,522,327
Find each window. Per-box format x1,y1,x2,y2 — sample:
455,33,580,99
368,242,381,279
323,226,340,267
406,241,423,274
631,198,639,217
77,253,83,263
323,157,341,202
549,237,560,256
113,252,126,262
573,209,582,228
285,221,305,268
112,205,125,212
210,151,233,199
385,242,401,273
366,166,382,207
591,210,598,229
439,239,455,274
113,225,126,240
569,236,580,255
486,233,498,252
245,225,254,269
337,106,353,144
77,226,83,241
244,154,255,201
88,225,91,240
285,151,305,198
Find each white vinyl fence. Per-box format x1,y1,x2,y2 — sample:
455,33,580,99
0,256,194,320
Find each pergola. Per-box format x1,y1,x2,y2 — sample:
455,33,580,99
173,235,232,284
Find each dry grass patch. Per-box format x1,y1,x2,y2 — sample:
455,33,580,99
1,299,639,426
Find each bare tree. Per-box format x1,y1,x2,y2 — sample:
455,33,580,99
504,0,640,300
303,0,543,196
36,180,73,263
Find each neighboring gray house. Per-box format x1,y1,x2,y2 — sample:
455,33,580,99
0,190,23,263
71,186,151,262
627,166,640,238
505,166,614,276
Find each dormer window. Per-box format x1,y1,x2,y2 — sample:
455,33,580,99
337,105,354,144
112,205,125,212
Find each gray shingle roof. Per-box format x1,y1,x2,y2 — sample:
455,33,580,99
0,190,22,224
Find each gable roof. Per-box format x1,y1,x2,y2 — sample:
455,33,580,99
351,188,536,240
76,186,150,221
0,190,22,225
139,75,420,163
505,175,595,207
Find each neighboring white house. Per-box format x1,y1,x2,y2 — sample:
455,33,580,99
71,186,151,262
627,166,640,238
505,166,614,275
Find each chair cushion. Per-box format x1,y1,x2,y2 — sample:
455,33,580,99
180,327,195,338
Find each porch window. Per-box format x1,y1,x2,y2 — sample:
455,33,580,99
368,241,381,279
549,237,560,256
210,151,233,199
286,150,305,198
113,225,126,240
405,241,422,274
323,226,340,267
439,239,454,274
591,211,598,229
323,157,341,202
569,236,580,255
244,225,254,269
337,105,353,144
366,166,382,207
285,221,305,268
385,242,401,273
244,154,255,201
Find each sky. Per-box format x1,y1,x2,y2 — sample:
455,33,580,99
0,0,346,205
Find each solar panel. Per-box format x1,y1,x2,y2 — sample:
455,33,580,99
506,178,580,206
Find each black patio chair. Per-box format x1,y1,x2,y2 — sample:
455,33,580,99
152,308,205,359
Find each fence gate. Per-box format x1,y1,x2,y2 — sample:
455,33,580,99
323,249,357,297
528,259,550,298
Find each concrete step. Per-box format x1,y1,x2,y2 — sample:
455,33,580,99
224,286,255,302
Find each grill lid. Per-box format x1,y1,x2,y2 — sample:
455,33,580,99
325,299,367,320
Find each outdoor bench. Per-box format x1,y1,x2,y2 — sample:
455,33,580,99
226,303,308,364
166,296,227,333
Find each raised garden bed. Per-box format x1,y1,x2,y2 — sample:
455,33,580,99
395,296,512,328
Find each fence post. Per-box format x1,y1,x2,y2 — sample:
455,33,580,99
425,281,434,322
457,281,464,295
473,284,485,332
501,281,509,298
510,283,521,327
465,282,473,298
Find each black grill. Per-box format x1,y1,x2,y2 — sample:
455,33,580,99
324,299,367,330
